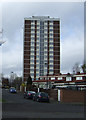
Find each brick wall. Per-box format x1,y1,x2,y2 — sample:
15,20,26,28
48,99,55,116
60,89,86,103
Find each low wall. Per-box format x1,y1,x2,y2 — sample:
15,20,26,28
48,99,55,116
60,89,86,103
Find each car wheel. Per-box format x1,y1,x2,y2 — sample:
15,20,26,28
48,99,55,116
33,97,35,101
26,96,28,99
37,98,39,102
24,96,25,98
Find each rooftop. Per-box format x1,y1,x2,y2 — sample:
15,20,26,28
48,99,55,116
24,16,60,21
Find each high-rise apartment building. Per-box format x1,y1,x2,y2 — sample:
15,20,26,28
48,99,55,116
23,16,60,81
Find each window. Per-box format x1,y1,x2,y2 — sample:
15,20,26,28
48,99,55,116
31,42,34,46
31,27,35,29
37,27,40,29
49,65,53,67
36,74,39,77
58,77,63,80
30,53,34,55
44,31,48,34
36,44,39,47
36,71,39,74
49,67,53,70
49,72,53,74
31,35,35,38
49,31,53,34
49,34,53,36
36,52,39,55
49,36,53,38
49,29,53,31
36,62,39,65
50,62,53,65
36,78,39,80
76,77,82,80
32,78,34,81
66,77,72,81
30,73,34,76
30,57,34,60
30,67,34,69
31,24,35,27
30,71,34,73
30,64,34,67
44,53,47,56
37,22,40,25
51,77,55,80
40,77,43,80
31,21,35,25
36,67,39,70
44,49,47,52
49,53,53,56
31,37,35,40
44,22,47,25
49,56,53,58
49,22,53,25
30,62,34,64
30,46,34,49
49,58,53,60
30,48,34,51
36,57,39,60
49,38,53,42
31,31,35,34
49,70,53,72
49,44,53,47
44,57,47,60
45,77,49,80
49,47,53,50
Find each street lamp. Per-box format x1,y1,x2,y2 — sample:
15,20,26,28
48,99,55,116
0,30,5,88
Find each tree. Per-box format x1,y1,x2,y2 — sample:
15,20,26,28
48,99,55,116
72,63,80,74
2,77,9,86
26,75,33,91
13,77,22,85
81,64,86,73
27,75,32,85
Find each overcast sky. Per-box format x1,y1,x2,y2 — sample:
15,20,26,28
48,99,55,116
1,2,84,77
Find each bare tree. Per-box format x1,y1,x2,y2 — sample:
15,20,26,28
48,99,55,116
73,63,80,74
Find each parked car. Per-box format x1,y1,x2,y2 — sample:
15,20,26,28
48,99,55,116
9,87,17,93
33,92,50,102
24,91,36,99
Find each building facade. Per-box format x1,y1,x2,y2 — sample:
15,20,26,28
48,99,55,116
33,73,86,89
23,16,60,81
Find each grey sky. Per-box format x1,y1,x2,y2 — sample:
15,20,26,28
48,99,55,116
2,2,84,77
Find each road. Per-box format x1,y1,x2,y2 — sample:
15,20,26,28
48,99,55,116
2,89,85,119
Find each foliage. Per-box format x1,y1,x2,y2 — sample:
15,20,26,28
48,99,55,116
81,64,86,73
10,77,22,88
21,83,26,87
2,77,9,86
72,63,80,74
73,63,86,74
27,75,32,85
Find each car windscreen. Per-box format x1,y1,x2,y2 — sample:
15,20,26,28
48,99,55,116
30,91,36,94
27,91,35,94
40,93,48,97
11,88,16,90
